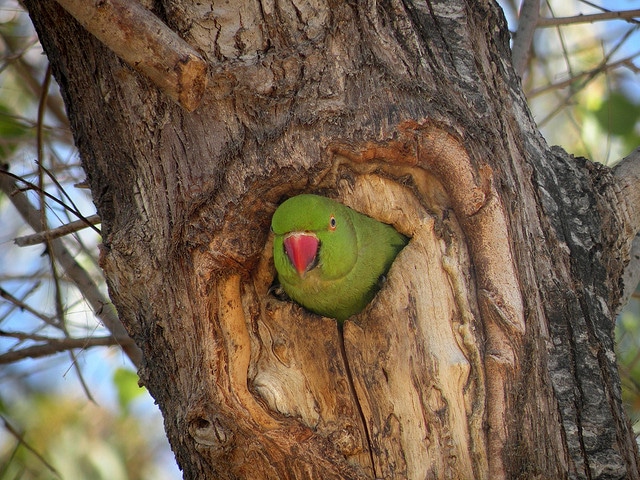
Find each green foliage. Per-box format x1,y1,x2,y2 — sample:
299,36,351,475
0,393,159,480
0,104,30,159
616,298,640,431
591,92,640,154
593,92,640,137
113,368,146,413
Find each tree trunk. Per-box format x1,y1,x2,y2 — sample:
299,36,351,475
25,0,640,478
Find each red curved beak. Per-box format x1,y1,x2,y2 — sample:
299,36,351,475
283,232,319,276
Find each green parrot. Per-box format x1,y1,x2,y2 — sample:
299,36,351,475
271,194,408,321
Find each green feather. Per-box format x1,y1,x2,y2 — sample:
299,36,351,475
271,194,408,321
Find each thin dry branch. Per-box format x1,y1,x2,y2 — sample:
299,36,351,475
0,173,142,367
511,0,540,78
535,27,637,127
0,415,61,478
0,30,70,132
537,9,640,28
1,330,68,342
14,214,101,246
1,169,101,235
0,334,132,364
0,287,57,327
528,54,639,98
52,0,208,111
34,68,95,403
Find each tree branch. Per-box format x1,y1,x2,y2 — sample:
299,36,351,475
537,9,640,28
0,287,57,327
14,214,101,246
613,147,640,234
0,173,143,368
1,169,101,235
52,0,208,111
0,334,132,364
511,0,540,78
527,54,638,98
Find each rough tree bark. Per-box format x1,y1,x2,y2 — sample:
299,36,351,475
24,0,640,479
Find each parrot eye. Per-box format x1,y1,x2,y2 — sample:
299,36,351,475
329,215,337,230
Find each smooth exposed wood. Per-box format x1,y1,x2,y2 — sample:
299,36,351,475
621,235,640,310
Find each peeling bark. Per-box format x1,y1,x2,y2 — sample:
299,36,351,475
24,0,640,479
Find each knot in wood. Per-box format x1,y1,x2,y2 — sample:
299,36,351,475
188,413,232,450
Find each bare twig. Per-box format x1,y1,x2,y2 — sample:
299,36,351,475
14,214,101,246
34,66,96,402
0,415,61,478
537,9,640,28
536,26,637,127
1,169,101,235
15,56,70,133
1,330,65,342
548,1,576,80
0,30,70,132
52,0,208,111
0,174,142,368
512,0,541,78
528,53,640,98
0,37,39,75
0,287,57,327
37,160,84,219
0,442,20,478
0,335,133,364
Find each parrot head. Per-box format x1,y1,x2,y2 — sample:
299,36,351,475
271,194,358,283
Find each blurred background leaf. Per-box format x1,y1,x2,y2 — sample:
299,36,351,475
113,368,146,414
593,91,640,136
